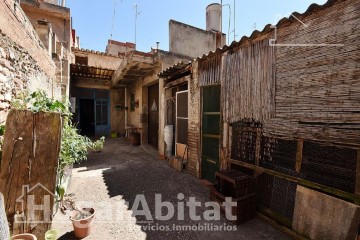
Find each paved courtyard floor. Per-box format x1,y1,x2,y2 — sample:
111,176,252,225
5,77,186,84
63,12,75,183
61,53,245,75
53,139,290,240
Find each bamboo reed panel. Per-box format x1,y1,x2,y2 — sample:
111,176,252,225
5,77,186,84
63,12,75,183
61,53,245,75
262,0,360,147
198,55,222,87
221,38,275,123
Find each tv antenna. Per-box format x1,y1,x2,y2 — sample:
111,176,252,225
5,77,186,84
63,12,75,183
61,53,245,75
222,3,231,45
110,0,122,40
133,4,141,49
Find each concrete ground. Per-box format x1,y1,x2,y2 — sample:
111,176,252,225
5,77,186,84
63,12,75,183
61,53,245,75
52,139,291,240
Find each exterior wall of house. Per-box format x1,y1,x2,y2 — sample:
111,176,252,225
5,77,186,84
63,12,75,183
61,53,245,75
0,0,62,124
20,0,73,96
125,51,191,157
20,0,71,50
106,40,136,55
169,20,225,59
126,70,160,144
73,50,123,70
110,88,126,134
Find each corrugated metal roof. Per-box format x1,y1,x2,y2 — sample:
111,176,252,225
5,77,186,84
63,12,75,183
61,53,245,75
158,60,191,78
158,0,345,78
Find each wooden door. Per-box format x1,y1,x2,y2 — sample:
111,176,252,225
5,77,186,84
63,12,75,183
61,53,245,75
148,83,159,149
201,85,221,183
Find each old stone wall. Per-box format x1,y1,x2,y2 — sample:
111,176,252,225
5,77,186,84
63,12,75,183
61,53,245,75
0,0,61,124
0,33,60,123
0,0,56,76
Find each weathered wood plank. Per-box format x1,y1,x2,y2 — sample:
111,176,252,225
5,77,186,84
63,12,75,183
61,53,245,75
296,139,304,173
0,110,62,240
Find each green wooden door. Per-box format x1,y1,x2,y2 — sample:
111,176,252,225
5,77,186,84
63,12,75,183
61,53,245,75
201,85,221,183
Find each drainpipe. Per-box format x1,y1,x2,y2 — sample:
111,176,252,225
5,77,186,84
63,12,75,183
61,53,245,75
125,87,128,126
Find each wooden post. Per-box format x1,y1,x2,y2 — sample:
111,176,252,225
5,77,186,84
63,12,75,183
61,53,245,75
0,110,62,240
296,139,304,173
355,149,360,196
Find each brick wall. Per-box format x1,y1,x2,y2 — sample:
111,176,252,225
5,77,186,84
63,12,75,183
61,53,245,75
187,61,201,177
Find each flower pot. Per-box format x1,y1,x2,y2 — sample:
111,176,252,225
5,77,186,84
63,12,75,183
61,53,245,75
130,132,140,146
70,208,95,239
11,234,37,240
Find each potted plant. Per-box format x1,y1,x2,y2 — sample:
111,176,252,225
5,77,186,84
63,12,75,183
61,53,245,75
111,131,117,138
89,136,105,153
70,208,95,239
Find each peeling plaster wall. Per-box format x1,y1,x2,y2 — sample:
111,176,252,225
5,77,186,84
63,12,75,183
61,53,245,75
110,88,126,134
87,53,123,70
187,61,201,177
169,20,225,59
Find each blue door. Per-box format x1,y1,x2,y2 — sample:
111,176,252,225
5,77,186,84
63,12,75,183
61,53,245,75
95,99,110,137
95,90,110,137
78,88,110,137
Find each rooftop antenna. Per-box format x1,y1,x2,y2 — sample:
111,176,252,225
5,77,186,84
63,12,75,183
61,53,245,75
110,0,122,40
133,4,141,49
222,3,231,45
233,0,236,41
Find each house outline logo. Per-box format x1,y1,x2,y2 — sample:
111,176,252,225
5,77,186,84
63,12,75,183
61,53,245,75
269,13,344,47
15,183,56,224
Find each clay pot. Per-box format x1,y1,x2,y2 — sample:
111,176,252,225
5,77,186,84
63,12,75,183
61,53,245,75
70,208,95,239
11,234,37,240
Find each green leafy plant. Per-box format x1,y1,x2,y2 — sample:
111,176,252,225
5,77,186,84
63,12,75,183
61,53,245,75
11,90,70,115
58,122,91,174
89,137,105,152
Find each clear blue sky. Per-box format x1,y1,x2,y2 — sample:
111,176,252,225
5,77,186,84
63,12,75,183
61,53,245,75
68,0,328,53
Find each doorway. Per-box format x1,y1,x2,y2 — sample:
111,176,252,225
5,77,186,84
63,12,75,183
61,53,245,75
148,83,159,149
78,88,110,137
79,99,95,136
201,85,221,183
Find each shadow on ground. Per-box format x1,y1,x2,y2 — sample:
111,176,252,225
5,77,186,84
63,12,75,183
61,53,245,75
54,139,290,240
58,231,77,240
99,140,289,240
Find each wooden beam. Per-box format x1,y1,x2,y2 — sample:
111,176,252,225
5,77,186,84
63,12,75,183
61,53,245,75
227,158,360,203
295,139,304,173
